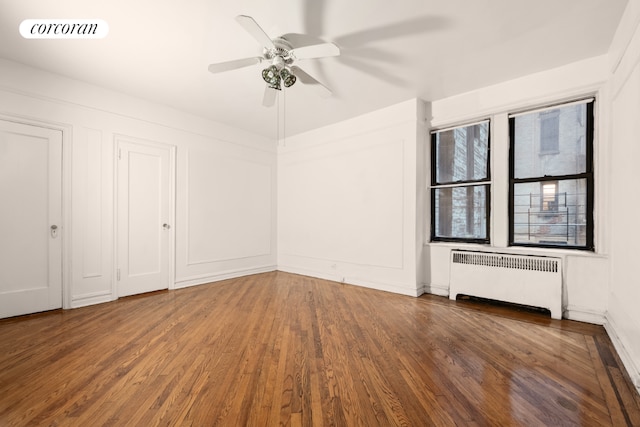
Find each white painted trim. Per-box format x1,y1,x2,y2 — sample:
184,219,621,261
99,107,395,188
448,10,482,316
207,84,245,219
110,140,118,301
425,241,607,259
168,144,177,290
277,265,421,297
507,97,595,118
609,0,640,75
604,313,640,394
278,253,406,271
611,9,640,99
174,265,277,289
564,305,606,325
70,291,112,309
423,282,449,297
431,85,603,130
430,52,606,129
430,119,490,134
0,59,275,153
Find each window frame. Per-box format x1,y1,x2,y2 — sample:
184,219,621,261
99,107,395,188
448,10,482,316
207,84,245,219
508,99,595,251
430,120,491,244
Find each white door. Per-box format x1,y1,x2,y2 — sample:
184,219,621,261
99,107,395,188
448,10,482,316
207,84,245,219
0,120,63,318
117,139,172,297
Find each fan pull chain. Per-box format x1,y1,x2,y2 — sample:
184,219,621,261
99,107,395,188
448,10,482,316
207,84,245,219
277,87,286,147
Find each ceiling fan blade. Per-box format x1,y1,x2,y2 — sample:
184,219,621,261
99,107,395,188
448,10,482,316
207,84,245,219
291,42,340,60
235,15,275,50
263,86,278,107
207,57,263,74
290,66,332,98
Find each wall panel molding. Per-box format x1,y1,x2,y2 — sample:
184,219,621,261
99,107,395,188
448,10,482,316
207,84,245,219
183,150,273,266
80,128,104,279
279,137,406,269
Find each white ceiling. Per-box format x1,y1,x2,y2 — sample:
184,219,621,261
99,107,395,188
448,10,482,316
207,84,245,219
0,0,629,138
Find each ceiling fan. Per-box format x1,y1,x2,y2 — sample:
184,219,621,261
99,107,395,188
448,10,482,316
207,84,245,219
207,15,340,107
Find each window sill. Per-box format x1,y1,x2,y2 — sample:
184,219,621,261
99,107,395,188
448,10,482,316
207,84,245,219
424,241,607,259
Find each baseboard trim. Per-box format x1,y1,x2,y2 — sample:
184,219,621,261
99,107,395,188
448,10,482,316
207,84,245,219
70,291,113,309
174,265,277,289
423,282,449,297
604,313,640,394
277,265,422,297
564,305,606,325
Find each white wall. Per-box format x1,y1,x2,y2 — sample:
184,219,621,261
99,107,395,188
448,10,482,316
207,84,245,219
428,55,611,324
175,136,276,288
277,99,427,296
0,58,277,308
604,0,640,392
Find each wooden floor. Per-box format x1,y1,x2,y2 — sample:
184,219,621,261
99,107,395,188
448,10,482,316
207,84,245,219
1,272,639,426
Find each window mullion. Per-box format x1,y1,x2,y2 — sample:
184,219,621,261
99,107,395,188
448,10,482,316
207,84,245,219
512,172,592,185
433,180,491,189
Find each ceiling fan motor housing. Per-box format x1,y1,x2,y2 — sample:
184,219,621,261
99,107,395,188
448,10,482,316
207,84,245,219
264,37,294,69
261,37,297,89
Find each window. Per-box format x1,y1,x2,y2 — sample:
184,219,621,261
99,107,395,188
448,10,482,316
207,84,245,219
431,121,490,243
509,99,594,250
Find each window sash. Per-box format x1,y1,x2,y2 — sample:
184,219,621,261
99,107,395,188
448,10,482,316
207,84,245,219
430,120,491,244
431,184,490,243
431,121,491,186
508,100,594,250
511,178,590,247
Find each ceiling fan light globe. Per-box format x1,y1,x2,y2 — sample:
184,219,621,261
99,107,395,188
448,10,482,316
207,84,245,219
262,65,280,84
268,80,282,91
280,68,296,88
283,74,296,88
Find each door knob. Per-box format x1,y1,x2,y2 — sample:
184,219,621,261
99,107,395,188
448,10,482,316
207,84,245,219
162,223,171,230
51,224,58,238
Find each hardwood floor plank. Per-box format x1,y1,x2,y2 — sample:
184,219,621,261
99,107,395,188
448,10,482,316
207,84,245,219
1,271,639,426
610,367,640,427
586,336,627,426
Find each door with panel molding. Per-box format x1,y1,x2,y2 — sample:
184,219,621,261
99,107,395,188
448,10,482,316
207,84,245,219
0,120,63,318
117,138,173,297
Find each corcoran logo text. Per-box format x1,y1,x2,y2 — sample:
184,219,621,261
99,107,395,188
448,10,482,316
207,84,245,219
20,19,109,39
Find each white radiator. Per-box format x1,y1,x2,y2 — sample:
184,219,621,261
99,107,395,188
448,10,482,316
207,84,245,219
449,250,562,319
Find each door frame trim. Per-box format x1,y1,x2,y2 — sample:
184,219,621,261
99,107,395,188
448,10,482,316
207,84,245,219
0,113,72,309
114,134,176,296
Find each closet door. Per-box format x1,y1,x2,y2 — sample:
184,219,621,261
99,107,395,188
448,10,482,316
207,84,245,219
117,138,172,297
0,120,63,318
